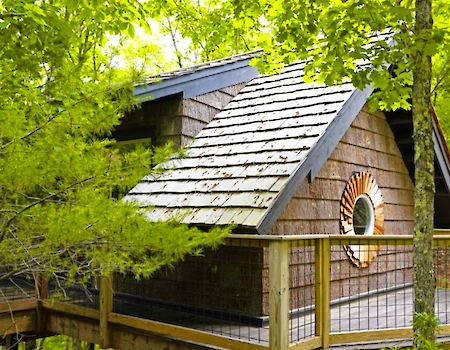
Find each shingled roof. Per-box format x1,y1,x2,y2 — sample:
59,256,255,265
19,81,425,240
126,59,368,233
125,57,450,234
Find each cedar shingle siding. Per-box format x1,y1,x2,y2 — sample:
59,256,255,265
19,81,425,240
271,105,414,236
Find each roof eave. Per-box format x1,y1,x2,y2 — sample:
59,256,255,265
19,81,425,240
134,59,259,102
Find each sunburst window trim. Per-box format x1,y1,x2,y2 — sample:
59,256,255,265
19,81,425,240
340,171,385,268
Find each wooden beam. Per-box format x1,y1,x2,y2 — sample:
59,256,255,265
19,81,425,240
36,274,48,300
42,300,99,320
48,309,246,350
330,235,414,246
225,237,270,248
109,324,221,350
434,229,450,235
0,310,35,335
108,312,267,350
318,238,330,349
314,239,325,347
289,336,321,350
0,299,37,313
269,240,289,350
329,327,412,345
99,275,113,349
438,324,450,335
45,312,99,344
36,274,48,332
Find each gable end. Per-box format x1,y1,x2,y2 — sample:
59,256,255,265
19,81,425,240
256,85,373,235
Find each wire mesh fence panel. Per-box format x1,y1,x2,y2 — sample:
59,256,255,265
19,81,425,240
48,277,99,309
0,277,36,301
113,239,270,345
288,241,316,343
434,238,450,325
329,238,414,333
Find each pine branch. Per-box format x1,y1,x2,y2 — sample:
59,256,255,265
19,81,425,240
0,176,94,244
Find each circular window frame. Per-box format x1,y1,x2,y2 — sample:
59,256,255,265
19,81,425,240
340,172,385,268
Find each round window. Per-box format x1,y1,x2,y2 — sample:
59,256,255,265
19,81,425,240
353,194,375,236
339,172,384,268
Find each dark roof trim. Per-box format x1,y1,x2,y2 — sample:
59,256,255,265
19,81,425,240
134,59,259,102
432,109,450,193
256,85,373,235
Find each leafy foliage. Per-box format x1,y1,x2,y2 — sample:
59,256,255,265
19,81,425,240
154,0,450,141
149,0,261,67
0,0,230,285
412,312,442,349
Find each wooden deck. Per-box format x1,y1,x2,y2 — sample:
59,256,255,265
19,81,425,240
2,235,450,349
109,286,450,347
1,279,450,349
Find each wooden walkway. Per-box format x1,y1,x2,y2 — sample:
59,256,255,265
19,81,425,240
1,279,450,349
109,286,450,346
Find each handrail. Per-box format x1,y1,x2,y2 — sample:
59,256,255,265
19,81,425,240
228,232,449,241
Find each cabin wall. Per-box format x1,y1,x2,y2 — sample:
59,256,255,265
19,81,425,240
180,84,247,147
265,105,415,313
113,98,183,146
271,105,414,235
115,246,265,318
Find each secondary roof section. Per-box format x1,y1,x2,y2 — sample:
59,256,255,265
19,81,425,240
134,51,260,102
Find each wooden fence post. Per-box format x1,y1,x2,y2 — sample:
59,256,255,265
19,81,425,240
99,275,113,349
269,239,290,350
315,237,330,349
35,273,48,332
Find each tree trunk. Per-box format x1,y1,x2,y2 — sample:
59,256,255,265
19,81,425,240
412,0,436,346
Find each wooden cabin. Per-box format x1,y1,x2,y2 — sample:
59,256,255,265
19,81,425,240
119,53,450,323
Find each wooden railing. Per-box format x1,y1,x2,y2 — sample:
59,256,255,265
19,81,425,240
2,232,450,350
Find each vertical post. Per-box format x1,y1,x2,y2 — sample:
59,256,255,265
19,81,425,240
315,239,323,341
6,335,18,350
99,275,113,349
269,239,290,350
35,273,48,332
315,237,330,348
36,274,48,299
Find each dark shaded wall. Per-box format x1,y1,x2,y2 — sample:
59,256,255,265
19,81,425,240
114,84,246,149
